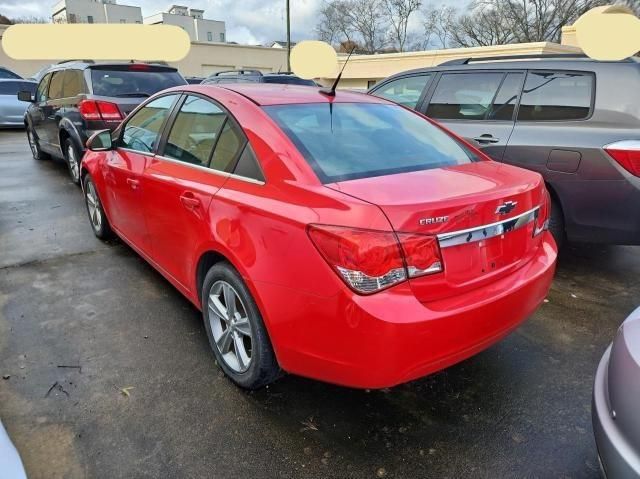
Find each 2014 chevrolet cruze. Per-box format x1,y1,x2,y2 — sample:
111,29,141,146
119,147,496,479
80,84,557,389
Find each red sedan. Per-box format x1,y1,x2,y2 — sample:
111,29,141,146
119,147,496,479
80,84,557,389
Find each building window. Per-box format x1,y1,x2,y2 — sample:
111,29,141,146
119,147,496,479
120,19,126,23
207,32,212,42
219,32,225,42
87,15,94,23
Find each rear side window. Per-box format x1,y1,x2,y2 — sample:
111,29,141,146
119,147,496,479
62,70,85,97
265,103,477,183
90,67,185,97
487,72,524,121
372,74,431,108
0,81,35,95
48,71,65,100
121,94,178,153
427,72,504,120
233,144,264,182
517,71,593,121
164,95,227,167
210,120,246,172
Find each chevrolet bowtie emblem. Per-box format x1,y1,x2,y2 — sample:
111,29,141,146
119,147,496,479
495,201,518,215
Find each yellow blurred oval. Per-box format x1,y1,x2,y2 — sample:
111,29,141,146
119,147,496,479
2,24,191,61
574,5,640,61
290,41,338,79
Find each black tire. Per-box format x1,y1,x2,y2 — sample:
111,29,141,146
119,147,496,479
83,174,113,240
26,125,50,161
202,262,280,389
548,197,565,249
63,137,82,186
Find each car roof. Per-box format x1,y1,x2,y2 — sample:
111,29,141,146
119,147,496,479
44,61,178,72
382,56,640,80
186,84,390,106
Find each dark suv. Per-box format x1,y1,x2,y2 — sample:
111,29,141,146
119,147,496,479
369,54,640,246
20,61,186,184
202,69,317,86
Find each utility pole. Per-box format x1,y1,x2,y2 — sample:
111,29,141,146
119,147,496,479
286,0,291,72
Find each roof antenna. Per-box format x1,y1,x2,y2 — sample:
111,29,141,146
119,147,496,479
320,46,356,97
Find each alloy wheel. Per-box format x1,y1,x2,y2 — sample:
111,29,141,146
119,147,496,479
208,280,253,373
67,143,80,182
85,181,102,232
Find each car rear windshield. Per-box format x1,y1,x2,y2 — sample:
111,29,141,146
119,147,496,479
90,67,185,97
264,103,477,182
263,76,316,86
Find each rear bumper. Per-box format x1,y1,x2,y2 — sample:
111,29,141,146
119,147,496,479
593,345,640,478
257,232,557,389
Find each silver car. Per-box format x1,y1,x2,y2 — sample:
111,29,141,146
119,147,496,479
0,79,36,128
593,306,640,478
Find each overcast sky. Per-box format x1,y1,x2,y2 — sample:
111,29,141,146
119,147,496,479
0,0,462,45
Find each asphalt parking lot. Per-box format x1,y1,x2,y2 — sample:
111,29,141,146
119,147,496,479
1,129,639,479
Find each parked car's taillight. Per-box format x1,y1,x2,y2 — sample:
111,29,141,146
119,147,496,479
604,140,640,177
534,188,551,237
78,100,123,122
307,225,442,294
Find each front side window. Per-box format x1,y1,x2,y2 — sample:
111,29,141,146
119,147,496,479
120,94,178,153
265,103,477,183
517,71,593,121
487,72,524,121
372,75,431,108
164,95,227,167
426,72,504,120
36,73,52,102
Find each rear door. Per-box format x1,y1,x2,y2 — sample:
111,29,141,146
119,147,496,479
106,93,181,251
422,70,524,160
143,94,241,289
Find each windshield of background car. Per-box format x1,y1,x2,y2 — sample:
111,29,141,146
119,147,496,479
262,76,317,86
90,67,186,97
264,102,478,182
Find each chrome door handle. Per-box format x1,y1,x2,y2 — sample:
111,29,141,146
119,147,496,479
473,135,500,144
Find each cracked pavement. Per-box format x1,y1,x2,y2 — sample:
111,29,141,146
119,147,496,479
1,129,639,478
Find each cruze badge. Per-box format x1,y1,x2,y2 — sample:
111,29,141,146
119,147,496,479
495,201,518,215
419,216,448,225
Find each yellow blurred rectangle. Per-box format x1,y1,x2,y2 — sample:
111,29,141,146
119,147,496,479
2,24,191,61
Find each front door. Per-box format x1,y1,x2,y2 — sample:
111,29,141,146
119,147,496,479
422,71,524,161
31,73,52,147
143,94,244,289
106,93,180,251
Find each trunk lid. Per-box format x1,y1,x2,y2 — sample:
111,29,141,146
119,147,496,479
326,161,547,302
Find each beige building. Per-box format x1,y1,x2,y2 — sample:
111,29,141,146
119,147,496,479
52,0,143,24
144,5,226,44
0,23,581,84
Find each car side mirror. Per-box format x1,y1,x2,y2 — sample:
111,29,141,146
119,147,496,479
86,130,113,151
17,90,34,102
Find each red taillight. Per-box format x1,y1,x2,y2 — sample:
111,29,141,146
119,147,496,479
307,225,442,294
604,141,640,177
534,188,551,236
78,100,123,122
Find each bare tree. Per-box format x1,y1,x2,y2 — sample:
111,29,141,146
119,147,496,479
384,0,422,52
347,0,389,53
9,16,49,24
423,4,457,48
316,1,356,45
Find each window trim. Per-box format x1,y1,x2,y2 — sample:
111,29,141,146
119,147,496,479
514,69,596,124
369,73,433,111
153,91,266,184
115,91,183,155
422,70,525,124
